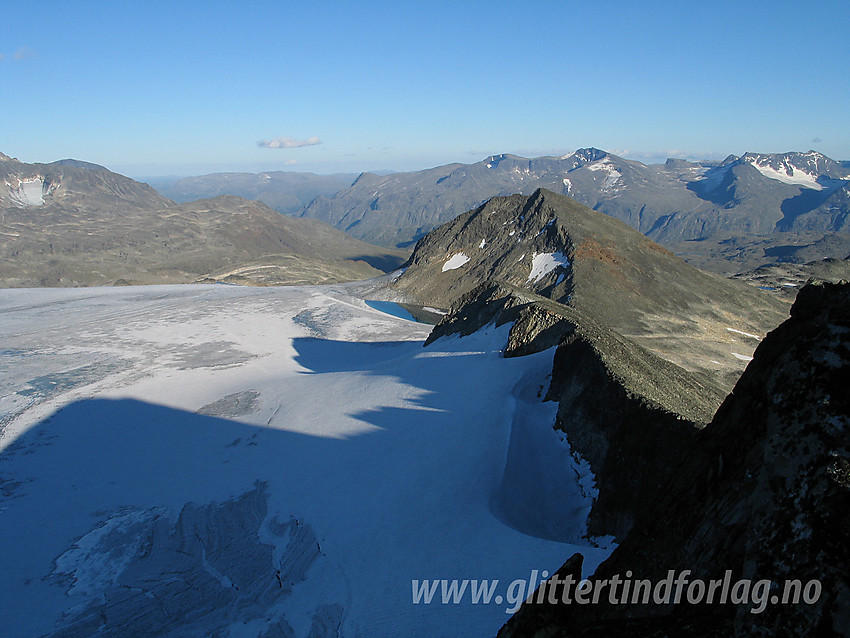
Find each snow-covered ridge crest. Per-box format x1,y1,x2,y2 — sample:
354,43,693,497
740,151,850,190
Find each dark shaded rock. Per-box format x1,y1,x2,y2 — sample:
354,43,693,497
498,553,585,638
500,281,850,637
424,283,577,358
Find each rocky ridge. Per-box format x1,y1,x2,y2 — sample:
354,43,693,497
427,282,723,538
399,188,788,391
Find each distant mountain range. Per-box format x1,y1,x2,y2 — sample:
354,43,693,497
6,147,850,286
0,154,405,287
290,149,850,271
143,148,850,272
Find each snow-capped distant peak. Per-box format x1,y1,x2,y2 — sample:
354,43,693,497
559,148,609,171
483,154,512,170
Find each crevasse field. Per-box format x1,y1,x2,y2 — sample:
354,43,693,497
0,281,611,637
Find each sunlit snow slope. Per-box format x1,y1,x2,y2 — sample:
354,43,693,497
0,283,610,637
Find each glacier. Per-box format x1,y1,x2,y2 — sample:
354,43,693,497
0,282,611,637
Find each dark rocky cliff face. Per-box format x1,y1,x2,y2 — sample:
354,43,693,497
498,281,850,637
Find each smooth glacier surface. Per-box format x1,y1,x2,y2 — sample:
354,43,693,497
0,283,609,637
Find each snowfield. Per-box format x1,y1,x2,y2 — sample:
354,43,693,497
0,283,610,637
6,177,46,207
747,158,824,190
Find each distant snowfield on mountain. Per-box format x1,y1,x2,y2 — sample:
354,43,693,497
0,283,611,637
5,177,47,206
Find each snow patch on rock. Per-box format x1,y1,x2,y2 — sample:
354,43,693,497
442,253,471,272
587,159,622,191
732,352,754,362
727,327,760,340
527,252,571,284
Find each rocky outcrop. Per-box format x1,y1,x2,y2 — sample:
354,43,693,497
499,281,850,637
424,283,577,358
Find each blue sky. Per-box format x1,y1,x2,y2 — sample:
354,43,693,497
1,1,848,178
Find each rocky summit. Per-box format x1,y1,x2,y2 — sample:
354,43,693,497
397,187,788,392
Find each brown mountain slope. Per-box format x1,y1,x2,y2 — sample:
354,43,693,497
1,154,406,287
395,188,787,391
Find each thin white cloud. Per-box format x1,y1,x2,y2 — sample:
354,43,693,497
13,46,35,60
257,136,321,149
